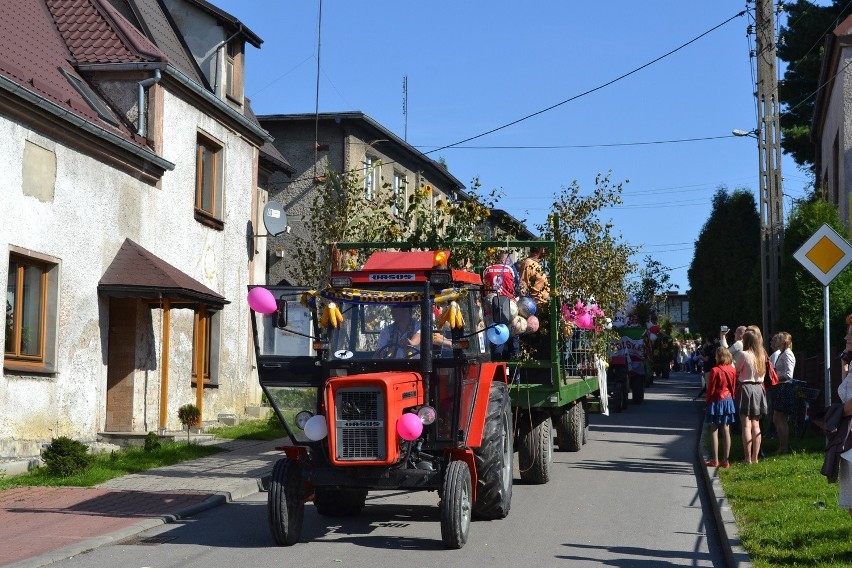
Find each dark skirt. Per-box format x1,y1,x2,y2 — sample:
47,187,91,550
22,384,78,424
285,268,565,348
706,396,737,424
770,382,796,414
736,382,767,417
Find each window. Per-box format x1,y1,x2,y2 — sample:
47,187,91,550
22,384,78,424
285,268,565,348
392,171,406,215
195,133,224,229
5,250,59,373
225,41,243,102
364,155,380,201
191,307,220,386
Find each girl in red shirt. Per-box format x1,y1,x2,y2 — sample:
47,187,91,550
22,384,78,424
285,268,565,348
705,346,737,468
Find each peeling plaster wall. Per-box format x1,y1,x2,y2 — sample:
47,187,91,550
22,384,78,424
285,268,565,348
0,88,257,460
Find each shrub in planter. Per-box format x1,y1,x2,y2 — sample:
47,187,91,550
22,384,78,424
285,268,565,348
42,436,93,477
178,403,201,443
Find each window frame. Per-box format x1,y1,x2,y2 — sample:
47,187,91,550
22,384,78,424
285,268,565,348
364,154,380,201
195,132,225,230
392,171,406,216
191,307,220,387
4,249,59,374
224,40,243,104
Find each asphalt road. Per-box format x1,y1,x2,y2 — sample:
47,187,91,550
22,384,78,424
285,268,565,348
50,372,725,568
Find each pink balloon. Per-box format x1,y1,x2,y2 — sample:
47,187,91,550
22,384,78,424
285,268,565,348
397,413,423,441
576,312,594,329
247,287,277,314
526,315,539,333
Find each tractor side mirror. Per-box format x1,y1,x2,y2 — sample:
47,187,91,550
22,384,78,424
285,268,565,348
275,299,288,329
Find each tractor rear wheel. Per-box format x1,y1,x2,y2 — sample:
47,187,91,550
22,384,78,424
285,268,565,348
267,458,304,546
313,488,368,516
441,460,472,549
631,375,645,404
517,410,552,484
556,402,584,452
472,381,513,520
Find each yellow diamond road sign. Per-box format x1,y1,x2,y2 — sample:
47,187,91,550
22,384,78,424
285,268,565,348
793,223,852,286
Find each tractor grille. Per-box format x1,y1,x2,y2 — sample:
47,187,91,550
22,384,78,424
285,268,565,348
334,387,385,461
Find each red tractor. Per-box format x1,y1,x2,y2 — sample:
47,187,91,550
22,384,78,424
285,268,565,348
249,250,513,548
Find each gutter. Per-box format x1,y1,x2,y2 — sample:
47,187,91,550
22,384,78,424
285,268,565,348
78,62,274,143
0,74,175,172
137,69,161,137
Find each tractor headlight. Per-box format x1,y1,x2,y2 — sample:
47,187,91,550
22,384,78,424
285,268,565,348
294,410,314,430
417,405,437,425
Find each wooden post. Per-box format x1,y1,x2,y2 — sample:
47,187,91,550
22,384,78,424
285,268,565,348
159,299,171,431
195,305,207,419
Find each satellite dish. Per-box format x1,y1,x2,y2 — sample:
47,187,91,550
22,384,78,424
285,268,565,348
263,201,288,236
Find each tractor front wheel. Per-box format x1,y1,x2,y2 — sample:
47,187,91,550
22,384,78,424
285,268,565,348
441,460,472,549
267,458,304,546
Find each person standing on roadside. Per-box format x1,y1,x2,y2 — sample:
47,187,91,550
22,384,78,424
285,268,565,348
770,332,796,454
836,315,852,518
736,329,768,464
721,325,747,364
705,346,737,469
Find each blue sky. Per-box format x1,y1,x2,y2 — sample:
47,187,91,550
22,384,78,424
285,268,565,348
214,1,815,292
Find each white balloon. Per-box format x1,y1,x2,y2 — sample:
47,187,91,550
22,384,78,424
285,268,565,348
304,415,328,441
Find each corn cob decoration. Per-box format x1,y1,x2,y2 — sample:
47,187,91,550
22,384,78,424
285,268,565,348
448,301,464,330
320,302,344,328
433,288,461,305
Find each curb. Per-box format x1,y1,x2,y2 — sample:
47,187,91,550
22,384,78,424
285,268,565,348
696,416,753,568
5,484,262,568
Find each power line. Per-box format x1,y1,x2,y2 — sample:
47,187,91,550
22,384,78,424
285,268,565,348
423,10,747,155
420,135,737,150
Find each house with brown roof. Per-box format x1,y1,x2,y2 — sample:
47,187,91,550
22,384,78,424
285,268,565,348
0,0,288,466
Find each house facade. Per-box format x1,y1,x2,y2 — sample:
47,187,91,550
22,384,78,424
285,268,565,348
812,15,852,232
1,0,281,465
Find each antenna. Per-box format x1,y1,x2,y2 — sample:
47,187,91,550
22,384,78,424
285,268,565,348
402,75,408,142
313,0,323,181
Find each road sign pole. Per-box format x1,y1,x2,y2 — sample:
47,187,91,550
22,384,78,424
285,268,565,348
824,285,831,408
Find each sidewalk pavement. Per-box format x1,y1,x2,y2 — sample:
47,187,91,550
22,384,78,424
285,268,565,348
0,438,285,568
0,377,751,568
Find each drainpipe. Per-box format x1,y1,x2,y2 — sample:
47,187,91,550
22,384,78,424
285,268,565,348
137,69,161,138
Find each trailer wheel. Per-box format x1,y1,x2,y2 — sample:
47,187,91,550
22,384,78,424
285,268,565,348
582,404,589,445
441,460,472,549
314,488,368,517
472,381,513,520
556,402,583,452
630,375,645,404
517,410,552,484
267,458,304,546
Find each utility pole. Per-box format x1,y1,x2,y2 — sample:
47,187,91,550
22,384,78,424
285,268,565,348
755,0,784,336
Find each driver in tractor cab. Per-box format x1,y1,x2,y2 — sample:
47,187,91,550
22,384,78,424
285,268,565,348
375,305,452,358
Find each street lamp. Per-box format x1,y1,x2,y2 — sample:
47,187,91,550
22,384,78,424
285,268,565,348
732,128,759,138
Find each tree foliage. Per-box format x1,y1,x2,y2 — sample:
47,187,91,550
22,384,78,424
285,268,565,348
779,197,852,354
629,255,672,325
291,167,503,286
688,187,762,337
543,172,636,337
777,0,852,172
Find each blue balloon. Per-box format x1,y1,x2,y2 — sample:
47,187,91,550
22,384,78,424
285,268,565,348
486,323,510,346
517,296,536,317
